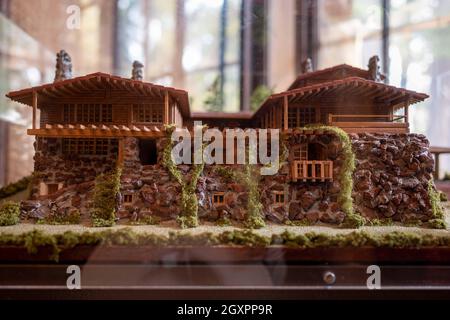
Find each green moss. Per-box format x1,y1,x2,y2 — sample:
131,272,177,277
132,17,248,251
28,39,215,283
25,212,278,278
130,215,161,226
239,164,265,229
0,201,20,226
367,218,394,226
428,219,447,229
39,209,81,225
162,125,205,228
439,191,448,202
214,163,265,229
278,133,290,169
303,125,363,228
427,180,446,229
216,216,232,226
284,219,313,226
214,166,235,183
3,228,450,261
90,168,122,227
220,229,271,246
0,176,31,200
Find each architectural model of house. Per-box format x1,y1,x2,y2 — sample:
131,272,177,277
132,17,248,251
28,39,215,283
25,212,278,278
5,50,440,228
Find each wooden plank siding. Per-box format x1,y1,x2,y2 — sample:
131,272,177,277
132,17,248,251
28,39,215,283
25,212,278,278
112,105,130,125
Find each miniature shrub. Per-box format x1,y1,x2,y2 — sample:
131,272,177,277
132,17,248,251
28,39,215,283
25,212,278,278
0,176,31,200
216,216,232,227
427,180,447,229
0,201,21,226
90,168,122,227
163,125,205,228
240,164,265,229
304,125,364,228
130,215,161,225
40,209,81,225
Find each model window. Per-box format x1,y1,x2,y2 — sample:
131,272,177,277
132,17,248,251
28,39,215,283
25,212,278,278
288,106,316,127
123,194,133,203
292,144,308,161
212,192,225,205
62,138,110,156
133,104,163,123
273,191,285,204
47,183,59,195
63,104,112,123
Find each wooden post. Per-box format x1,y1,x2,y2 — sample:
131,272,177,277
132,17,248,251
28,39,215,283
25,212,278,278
283,96,288,130
311,161,316,181
320,162,324,181
404,100,409,124
164,91,169,125
316,105,321,123
434,153,440,180
32,91,37,129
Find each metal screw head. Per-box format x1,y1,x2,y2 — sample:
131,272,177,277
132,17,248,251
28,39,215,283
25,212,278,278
323,271,336,285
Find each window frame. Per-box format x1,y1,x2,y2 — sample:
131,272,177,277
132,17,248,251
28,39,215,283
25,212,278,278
123,194,133,204
272,190,286,205
63,103,113,124
132,103,164,124
212,192,225,205
61,138,111,156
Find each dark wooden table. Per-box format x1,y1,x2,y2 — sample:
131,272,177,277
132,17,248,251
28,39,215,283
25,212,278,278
1,245,450,299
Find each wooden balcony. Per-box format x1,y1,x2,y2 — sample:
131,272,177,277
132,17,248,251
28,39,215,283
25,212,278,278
328,114,409,134
291,160,333,182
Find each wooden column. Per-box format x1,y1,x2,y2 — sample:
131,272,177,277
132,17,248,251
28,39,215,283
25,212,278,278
32,91,37,129
164,91,169,125
404,100,409,123
283,96,288,131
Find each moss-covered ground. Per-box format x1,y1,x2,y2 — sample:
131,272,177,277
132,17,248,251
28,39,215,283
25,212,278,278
0,202,449,260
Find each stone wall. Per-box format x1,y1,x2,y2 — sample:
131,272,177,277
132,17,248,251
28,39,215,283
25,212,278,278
119,137,182,221
21,132,437,226
351,133,435,222
92,133,348,225
31,138,118,199
198,165,248,221
261,133,346,224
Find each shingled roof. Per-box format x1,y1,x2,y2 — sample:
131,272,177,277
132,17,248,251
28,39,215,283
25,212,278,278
254,76,428,119
287,64,386,90
6,72,191,117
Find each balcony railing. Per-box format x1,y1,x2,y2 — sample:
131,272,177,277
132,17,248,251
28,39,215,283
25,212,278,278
327,114,408,133
291,160,333,182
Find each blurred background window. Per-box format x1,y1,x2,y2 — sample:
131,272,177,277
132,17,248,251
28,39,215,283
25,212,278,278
1,0,450,184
